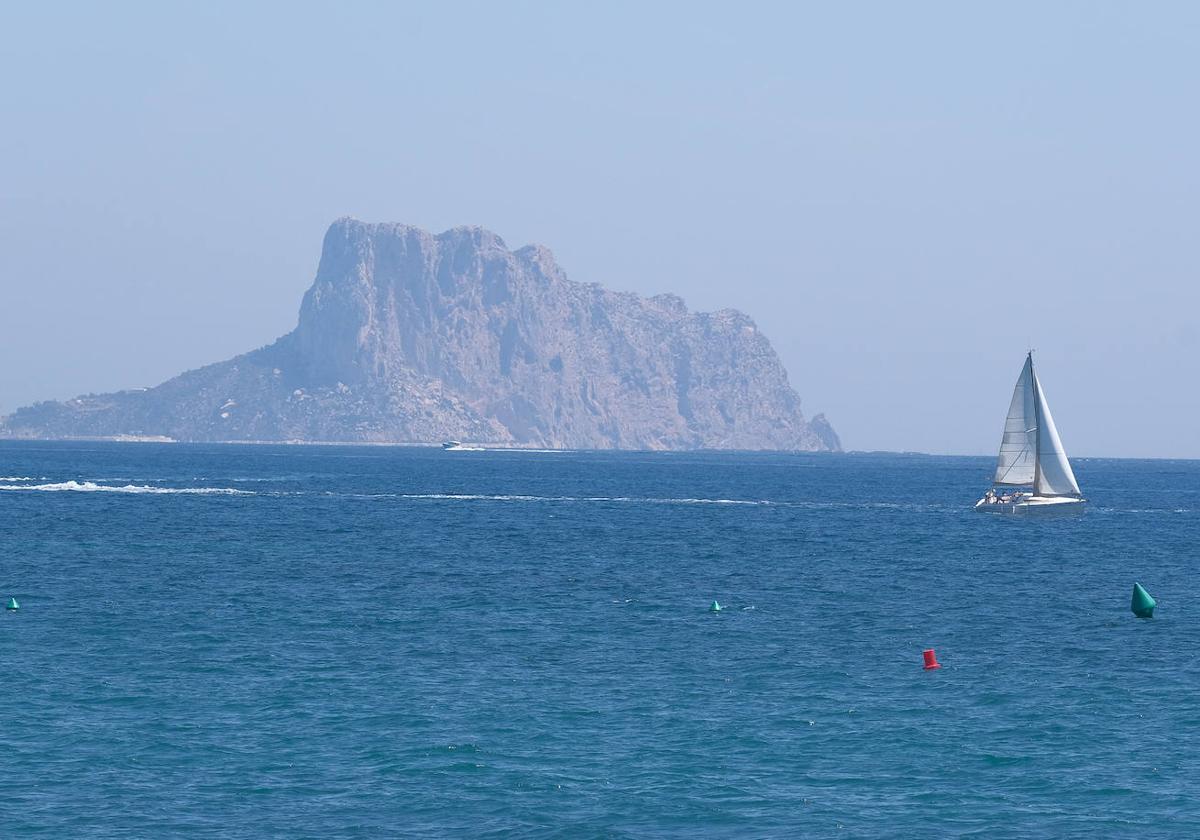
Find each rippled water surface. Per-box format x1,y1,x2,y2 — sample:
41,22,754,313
1,442,1197,837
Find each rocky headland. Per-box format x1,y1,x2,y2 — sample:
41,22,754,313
2,220,840,451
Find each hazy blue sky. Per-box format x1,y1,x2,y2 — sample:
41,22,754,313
2,2,1197,456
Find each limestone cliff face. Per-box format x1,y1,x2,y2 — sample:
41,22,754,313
2,220,840,450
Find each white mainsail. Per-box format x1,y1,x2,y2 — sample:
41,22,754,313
989,353,1081,497
1031,371,1081,496
992,355,1037,486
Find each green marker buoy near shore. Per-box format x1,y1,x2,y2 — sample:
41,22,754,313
5,597,18,611
709,601,723,613
1131,583,1156,619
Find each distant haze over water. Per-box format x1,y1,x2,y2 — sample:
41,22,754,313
1,4,1197,457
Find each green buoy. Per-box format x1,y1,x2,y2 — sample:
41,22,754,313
5,597,17,611
1131,583,1156,619
709,601,723,613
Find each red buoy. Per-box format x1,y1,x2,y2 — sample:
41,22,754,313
922,649,941,670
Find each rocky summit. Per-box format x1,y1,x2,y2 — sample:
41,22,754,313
2,220,840,450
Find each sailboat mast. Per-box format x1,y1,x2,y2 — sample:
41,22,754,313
1029,351,1042,490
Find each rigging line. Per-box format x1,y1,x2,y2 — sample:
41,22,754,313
995,445,1032,483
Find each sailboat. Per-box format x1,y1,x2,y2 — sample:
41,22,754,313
976,352,1084,512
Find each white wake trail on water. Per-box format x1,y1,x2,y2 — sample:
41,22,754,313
0,480,252,495
345,494,960,512
442,447,566,453
389,493,769,505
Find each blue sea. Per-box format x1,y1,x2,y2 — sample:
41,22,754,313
1,442,1197,837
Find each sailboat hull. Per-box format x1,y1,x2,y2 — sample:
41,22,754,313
974,495,1085,514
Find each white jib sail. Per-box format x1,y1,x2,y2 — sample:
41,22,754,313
993,355,1037,486
1032,372,1081,497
